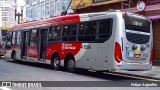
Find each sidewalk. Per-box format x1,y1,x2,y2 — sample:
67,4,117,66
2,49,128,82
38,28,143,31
113,65,160,80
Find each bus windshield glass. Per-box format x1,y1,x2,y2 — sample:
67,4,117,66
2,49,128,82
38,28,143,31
124,15,151,44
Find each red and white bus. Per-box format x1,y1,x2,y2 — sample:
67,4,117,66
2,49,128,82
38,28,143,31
5,10,153,72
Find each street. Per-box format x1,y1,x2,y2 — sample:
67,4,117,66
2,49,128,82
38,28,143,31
0,59,135,81
0,59,159,90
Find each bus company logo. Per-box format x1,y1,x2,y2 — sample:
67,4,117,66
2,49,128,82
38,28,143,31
29,49,37,54
2,82,11,87
1,82,42,87
62,43,76,50
135,49,141,54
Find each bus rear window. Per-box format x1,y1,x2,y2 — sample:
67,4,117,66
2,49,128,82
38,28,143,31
125,15,150,33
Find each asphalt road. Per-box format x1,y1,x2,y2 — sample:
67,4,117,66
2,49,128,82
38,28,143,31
0,59,159,90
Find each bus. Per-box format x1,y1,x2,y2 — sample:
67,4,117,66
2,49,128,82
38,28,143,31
4,10,153,72
0,29,8,57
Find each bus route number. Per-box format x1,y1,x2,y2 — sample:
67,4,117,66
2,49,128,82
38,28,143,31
83,45,91,49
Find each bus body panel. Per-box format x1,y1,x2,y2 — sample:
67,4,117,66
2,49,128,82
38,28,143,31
75,43,98,70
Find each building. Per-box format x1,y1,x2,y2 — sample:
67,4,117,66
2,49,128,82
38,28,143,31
0,0,16,29
26,0,72,21
71,0,160,64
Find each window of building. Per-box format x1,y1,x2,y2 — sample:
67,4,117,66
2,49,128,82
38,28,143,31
37,0,40,5
29,29,38,47
78,21,96,41
55,0,60,12
26,10,30,20
50,1,54,17
37,6,41,19
28,9,33,20
45,3,50,17
26,0,29,5
1,7,10,11
2,12,10,16
62,24,77,41
33,5,36,20
48,26,62,41
41,1,45,18
45,0,49,2
61,0,66,11
2,22,10,27
2,17,10,21
33,0,36,3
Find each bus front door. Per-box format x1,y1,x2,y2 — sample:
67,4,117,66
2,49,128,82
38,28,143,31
21,31,29,59
38,29,48,61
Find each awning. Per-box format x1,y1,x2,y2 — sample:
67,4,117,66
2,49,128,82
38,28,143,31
71,0,127,9
148,15,160,20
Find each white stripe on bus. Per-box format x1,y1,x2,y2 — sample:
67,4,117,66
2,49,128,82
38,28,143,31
126,29,150,35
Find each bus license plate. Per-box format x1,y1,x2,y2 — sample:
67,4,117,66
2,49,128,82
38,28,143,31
134,54,141,58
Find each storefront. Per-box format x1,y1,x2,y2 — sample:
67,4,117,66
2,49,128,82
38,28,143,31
71,0,160,64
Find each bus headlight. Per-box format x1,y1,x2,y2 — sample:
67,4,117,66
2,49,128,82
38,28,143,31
141,45,146,51
132,45,138,50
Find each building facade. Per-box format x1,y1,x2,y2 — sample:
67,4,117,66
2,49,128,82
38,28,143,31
71,0,160,64
0,0,16,29
26,0,72,21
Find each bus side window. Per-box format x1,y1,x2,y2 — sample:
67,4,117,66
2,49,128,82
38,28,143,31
78,21,96,42
16,31,21,46
70,24,77,41
48,26,61,41
5,32,12,48
11,32,16,46
97,19,112,42
62,24,77,41
62,25,69,41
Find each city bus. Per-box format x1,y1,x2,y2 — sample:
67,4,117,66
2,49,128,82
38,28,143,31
4,10,153,72
0,29,8,57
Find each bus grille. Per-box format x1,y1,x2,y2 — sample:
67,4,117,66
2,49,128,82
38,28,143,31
126,32,150,44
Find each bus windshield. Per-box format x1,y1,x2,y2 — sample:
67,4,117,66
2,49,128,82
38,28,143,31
124,15,151,44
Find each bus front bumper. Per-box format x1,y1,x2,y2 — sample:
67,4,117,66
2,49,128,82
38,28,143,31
115,61,152,70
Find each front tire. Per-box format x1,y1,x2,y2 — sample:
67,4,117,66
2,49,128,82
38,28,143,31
66,56,76,73
51,54,61,70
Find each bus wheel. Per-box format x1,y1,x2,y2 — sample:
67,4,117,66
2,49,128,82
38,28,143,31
12,52,16,62
51,54,61,70
66,56,76,73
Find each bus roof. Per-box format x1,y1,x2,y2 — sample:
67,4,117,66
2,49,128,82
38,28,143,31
10,14,80,31
10,10,122,31
10,10,148,31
